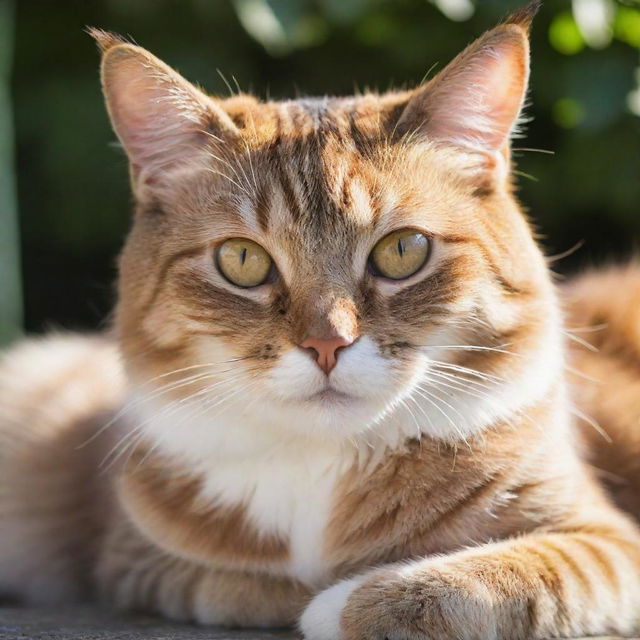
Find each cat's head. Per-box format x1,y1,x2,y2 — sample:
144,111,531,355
93,1,562,452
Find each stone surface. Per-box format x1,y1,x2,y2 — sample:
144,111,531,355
0,607,299,640
0,608,634,640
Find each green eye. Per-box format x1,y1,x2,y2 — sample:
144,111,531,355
370,229,430,280
216,238,272,288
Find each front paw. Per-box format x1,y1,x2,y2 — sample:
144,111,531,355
300,565,497,640
299,574,369,640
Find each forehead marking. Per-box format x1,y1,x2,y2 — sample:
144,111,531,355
348,179,374,226
278,163,304,223
249,101,392,243
254,184,271,233
268,180,294,229
238,196,260,234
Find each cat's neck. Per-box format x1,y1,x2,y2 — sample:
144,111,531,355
122,334,567,473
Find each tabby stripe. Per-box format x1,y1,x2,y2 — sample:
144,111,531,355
522,544,569,629
572,536,620,590
278,163,303,223
140,245,205,319
254,183,271,232
540,540,593,597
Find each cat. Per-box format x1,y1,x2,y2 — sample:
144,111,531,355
2,2,640,638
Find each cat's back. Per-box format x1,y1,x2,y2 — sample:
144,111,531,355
564,264,640,517
0,333,125,604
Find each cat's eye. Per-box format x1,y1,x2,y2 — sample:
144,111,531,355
369,229,430,280
216,238,273,288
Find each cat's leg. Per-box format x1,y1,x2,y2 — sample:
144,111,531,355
301,514,640,640
97,518,310,627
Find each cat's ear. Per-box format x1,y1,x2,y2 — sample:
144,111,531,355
395,1,539,169
88,29,239,189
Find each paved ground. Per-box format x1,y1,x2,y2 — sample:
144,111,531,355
0,607,298,640
0,607,635,640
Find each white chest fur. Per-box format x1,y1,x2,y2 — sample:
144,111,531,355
198,442,348,586
130,394,357,587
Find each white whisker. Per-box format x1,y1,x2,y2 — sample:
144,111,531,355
428,360,504,384
571,406,612,444
98,371,252,469
563,330,598,352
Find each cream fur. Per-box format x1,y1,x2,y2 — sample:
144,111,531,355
3,9,640,640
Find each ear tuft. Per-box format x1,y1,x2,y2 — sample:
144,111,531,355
503,0,542,32
86,27,128,53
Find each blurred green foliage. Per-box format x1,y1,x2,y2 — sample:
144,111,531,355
1,0,22,346
8,0,640,333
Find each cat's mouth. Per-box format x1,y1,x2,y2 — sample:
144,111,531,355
304,386,355,404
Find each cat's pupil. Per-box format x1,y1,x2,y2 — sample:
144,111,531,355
397,238,405,258
240,247,247,266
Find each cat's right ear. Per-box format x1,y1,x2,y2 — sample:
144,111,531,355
393,1,539,182
88,29,239,190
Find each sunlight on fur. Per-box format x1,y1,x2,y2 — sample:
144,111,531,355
2,2,640,639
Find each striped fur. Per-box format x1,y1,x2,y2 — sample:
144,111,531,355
2,4,640,639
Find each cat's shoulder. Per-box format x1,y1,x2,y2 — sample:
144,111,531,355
0,332,125,441
1,332,122,390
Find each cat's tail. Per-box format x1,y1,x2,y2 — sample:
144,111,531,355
0,334,124,604
563,262,640,519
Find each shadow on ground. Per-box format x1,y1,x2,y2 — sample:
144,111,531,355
0,607,633,640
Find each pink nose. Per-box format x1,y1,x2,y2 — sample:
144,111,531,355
300,335,354,375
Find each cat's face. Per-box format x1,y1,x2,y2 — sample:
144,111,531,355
96,8,560,446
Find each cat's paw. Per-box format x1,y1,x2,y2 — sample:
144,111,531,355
300,564,496,640
299,574,368,640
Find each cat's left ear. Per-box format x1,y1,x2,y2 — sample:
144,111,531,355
88,29,240,193
396,1,540,174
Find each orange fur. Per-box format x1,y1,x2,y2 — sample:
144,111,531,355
3,4,640,639
565,264,640,516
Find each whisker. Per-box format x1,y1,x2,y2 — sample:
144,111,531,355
564,364,602,384
133,385,251,468
404,393,436,434
563,330,598,353
428,344,517,356
80,369,239,449
424,373,493,403
564,323,608,334
200,140,246,183
414,386,472,450
244,111,260,192
511,147,555,155
428,360,505,384
205,168,250,196
428,365,496,391
397,397,422,440
140,358,252,385
571,406,612,444
165,379,261,441
98,371,252,468
412,386,460,433
216,69,237,96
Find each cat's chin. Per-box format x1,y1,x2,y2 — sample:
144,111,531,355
302,387,355,404
287,388,369,425
268,389,394,440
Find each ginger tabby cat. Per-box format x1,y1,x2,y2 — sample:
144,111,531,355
2,3,640,638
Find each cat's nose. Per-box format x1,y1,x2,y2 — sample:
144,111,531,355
300,335,354,375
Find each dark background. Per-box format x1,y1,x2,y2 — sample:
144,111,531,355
5,0,640,338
